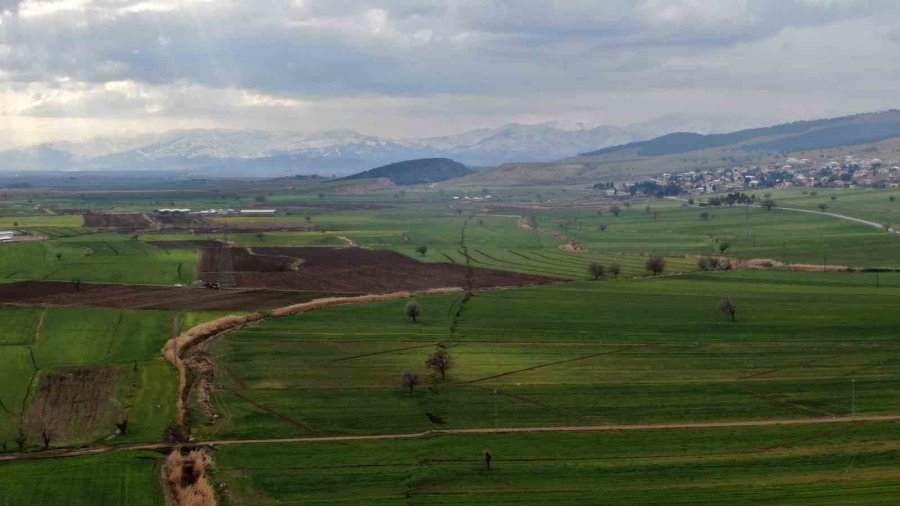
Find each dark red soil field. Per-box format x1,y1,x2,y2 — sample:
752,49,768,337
147,240,224,249
197,246,556,293
82,213,153,228
0,281,333,311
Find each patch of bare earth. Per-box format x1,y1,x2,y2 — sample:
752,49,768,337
0,281,334,312
558,241,588,253
735,258,851,272
197,246,556,292
83,212,154,229
24,367,124,448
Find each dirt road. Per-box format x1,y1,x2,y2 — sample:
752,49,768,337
667,197,897,233
4,414,899,463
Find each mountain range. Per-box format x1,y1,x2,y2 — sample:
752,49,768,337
0,117,746,175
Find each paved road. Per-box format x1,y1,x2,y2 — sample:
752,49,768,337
4,414,899,463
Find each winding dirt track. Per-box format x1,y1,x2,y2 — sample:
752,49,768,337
3,414,900,463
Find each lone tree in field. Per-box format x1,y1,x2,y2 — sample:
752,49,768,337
415,245,428,256
818,203,828,212
587,262,605,280
55,252,63,261
405,302,422,323
609,205,622,217
761,198,776,210
719,297,737,322
718,241,730,254
484,450,493,470
72,279,81,292
608,263,621,279
598,223,608,232
426,347,451,380
255,232,265,241
401,372,420,395
645,255,666,276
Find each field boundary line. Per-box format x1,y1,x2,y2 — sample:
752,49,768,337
737,349,859,380
464,343,656,384
228,389,316,433
738,387,836,417
332,342,437,362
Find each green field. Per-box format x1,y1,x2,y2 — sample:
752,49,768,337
2,181,900,504
213,422,900,505
0,451,163,506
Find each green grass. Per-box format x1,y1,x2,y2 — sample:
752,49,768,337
198,270,900,443
0,451,163,505
213,422,900,505
0,308,180,450
0,238,195,285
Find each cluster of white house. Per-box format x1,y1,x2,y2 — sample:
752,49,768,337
153,208,277,216
0,230,15,243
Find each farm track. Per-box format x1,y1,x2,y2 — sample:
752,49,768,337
667,197,900,234
5,414,900,463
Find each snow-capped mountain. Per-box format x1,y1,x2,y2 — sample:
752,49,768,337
0,122,652,175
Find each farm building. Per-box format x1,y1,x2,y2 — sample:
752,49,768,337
239,209,277,216
153,208,192,215
0,230,14,243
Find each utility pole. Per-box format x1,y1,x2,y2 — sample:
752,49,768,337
852,379,856,418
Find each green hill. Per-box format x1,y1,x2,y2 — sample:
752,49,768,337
342,158,471,185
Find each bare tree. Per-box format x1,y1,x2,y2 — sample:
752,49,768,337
26,393,61,450
405,302,422,323
426,347,451,380
115,412,129,435
587,262,605,280
719,297,737,322
645,255,666,276
608,263,621,279
401,373,420,395
697,257,709,271
415,245,428,256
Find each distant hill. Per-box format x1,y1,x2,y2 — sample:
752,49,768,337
461,110,900,185
342,158,472,185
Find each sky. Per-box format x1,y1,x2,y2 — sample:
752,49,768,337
0,0,898,148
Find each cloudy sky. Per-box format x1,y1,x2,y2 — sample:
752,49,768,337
0,0,898,148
